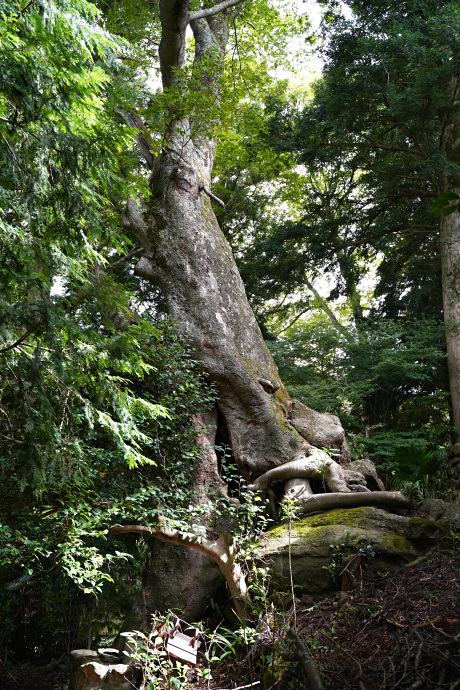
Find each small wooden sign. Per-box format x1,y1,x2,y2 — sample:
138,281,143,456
166,628,201,665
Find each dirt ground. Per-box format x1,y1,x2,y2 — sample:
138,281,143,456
2,554,459,690
207,554,460,690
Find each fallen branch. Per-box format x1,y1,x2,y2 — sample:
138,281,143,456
288,627,324,690
386,616,443,630
218,680,260,690
317,628,363,679
429,623,460,644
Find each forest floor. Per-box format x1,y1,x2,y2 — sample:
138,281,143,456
1,553,459,690
206,552,460,690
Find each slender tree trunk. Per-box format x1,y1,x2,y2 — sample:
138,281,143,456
440,76,460,442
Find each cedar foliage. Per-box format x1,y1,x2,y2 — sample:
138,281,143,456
0,0,216,658
223,0,460,455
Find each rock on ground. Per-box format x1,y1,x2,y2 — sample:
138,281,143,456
420,497,460,531
68,649,141,690
258,506,447,595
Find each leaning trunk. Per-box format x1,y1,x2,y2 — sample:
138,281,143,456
121,1,348,621
125,10,346,478
136,149,305,477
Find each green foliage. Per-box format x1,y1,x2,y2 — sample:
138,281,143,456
212,0,456,478
0,0,224,661
270,314,447,440
126,621,190,690
387,440,448,498
0,321,218,659
259,0,460,323
432,192,460,218
124,613,254,690
323,536,376,586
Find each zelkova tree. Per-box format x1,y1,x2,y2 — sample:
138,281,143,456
122,0,348,477
118,0,407,619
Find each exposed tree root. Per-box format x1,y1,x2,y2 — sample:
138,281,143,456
247,450,354,496
107,524,249,623
296,490,410,516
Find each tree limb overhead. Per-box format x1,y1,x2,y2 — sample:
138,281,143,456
190,0,249,21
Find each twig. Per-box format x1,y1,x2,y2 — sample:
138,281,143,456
0,434,25,445
109,247,143,267
277,307,311,335
430,622,460,644
18,0,36,16
0,131,26,175
386,616,443,630
218,680,260,690
264,677,286,690
305,277,351,338
413,637,424,669
317,629,363,679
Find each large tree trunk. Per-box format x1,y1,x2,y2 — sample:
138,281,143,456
124,5,347,481
440,76,460,442
120,0,347,621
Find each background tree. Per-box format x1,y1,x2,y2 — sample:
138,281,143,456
222,0,458,457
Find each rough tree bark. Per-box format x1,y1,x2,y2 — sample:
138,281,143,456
118,0,364,620
122,0,349,480
440,74,460,442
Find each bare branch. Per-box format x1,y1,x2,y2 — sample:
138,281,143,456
17,0,36,17
305,278,352,339
121,110,156,170
1,131,26,175
0,434,25,445
0,328,36,355
277,307,311,335
190,0,249,21
199,183,225,207
109,247,143,268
